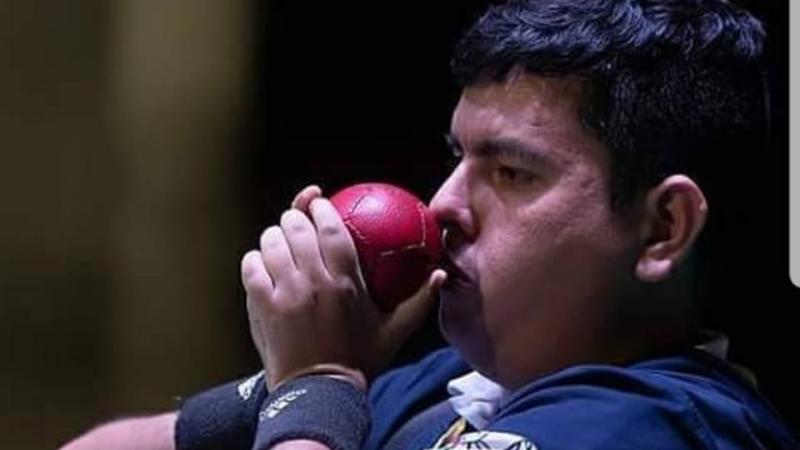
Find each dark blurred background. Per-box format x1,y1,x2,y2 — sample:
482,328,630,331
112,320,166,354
0,1,793,448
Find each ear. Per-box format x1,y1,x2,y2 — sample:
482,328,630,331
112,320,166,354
635,175,708,283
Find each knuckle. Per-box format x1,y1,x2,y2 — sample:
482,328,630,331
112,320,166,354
245,277,271,299
332,277,359,299
240,253,261,282
281,209,309,233
319,222,342,239
260,226,283,250
273,289,311,314
305,269,330,290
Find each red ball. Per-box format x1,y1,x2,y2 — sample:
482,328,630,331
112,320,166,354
330,183,443,311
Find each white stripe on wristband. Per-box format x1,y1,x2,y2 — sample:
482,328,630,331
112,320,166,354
253,375,370,450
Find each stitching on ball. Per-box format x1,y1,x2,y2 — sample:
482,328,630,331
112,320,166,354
344,217,371,246
378,202,428,257
347,193,369,218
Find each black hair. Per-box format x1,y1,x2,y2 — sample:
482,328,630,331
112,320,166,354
451,0,768,210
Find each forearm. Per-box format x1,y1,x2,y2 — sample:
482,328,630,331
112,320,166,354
60,412,177,450
60,370,267,450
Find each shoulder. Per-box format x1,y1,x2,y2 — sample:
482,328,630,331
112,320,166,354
480,351,797,450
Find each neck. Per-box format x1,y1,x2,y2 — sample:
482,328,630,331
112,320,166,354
601,288,700,365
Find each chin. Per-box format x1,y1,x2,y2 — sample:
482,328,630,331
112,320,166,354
438,296,497,379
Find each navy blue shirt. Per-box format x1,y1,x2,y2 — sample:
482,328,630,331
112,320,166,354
366,347,798,449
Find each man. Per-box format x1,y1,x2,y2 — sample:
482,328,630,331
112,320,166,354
62,1,797,449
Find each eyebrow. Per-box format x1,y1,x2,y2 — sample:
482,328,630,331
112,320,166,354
444,133,553,169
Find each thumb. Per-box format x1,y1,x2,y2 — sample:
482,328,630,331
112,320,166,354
383,269,447,342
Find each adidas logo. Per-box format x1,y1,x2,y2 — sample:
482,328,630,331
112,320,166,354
237,371,264,401
260,389,308,420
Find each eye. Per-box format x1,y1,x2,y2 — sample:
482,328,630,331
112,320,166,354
443,134,463,169
494,165,535,185
446,151,462,170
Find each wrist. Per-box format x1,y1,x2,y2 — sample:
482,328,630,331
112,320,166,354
175,371,267,450
254,375,370,450
274,363,367,392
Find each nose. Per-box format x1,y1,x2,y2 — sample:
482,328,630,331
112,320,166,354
429,165,477,251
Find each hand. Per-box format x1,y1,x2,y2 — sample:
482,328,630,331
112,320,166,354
242,185,447,390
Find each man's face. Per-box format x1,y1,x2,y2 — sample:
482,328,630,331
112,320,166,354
430,72,642,388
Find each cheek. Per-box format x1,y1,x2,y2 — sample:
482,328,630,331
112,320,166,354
477,200,570,286
475,197,624,326
475,220,554,327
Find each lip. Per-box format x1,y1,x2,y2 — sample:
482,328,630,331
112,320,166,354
440,255,474,288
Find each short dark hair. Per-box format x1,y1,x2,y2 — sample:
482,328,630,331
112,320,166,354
451,0,768,210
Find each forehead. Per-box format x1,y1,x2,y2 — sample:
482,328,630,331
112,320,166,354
451,72,604,166
457,72,587,120
453,70,585,132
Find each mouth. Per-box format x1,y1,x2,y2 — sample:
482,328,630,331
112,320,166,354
440,255,474,289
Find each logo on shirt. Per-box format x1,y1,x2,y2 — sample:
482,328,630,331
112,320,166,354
237,371,264,402
259,388,308,420
427,431,537,450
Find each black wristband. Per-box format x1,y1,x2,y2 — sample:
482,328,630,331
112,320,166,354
175,371,268,450
252,376,370,450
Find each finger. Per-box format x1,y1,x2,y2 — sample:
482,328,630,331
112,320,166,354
259,226,297,289
280,209,328,281
384,269,447,342
241,250,273,359
241,250,274,299
291,185,323,212
308,198,361,278
246,293,269,362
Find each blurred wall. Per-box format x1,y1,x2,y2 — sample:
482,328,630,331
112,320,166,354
107,0,253,409
0,1,255,448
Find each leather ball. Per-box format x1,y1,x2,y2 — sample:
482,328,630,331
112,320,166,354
330,183,442,310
